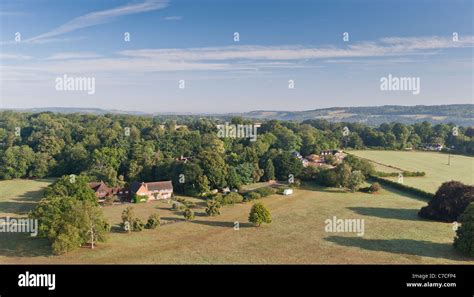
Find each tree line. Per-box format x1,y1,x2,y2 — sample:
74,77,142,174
0,111,473,192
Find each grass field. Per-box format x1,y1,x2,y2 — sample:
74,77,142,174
350,150,474,193
1,179,473,264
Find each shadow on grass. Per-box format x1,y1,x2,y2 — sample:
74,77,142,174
189,220,253,228
348,207,421,221
300,183,347,194
325,236,471,261
0,233,52,258
0,187,47,215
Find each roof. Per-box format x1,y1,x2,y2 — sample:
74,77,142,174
130,181,173,194
146,181,173,191
306,154,321,161
88,181,110,193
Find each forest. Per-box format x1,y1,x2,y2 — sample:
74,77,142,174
0,111,473,193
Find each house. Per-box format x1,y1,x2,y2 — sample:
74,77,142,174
320,149,345,162
130,181,173,201
421,143,444,151
175,155,191,163
88,181,115,201
283,189,293,196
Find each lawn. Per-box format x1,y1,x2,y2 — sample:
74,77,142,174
350,150,474,193
1,179,472,264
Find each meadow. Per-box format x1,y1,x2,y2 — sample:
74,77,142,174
1,179,472,264
350,150,474,193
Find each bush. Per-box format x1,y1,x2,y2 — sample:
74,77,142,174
419,181,474,222
184,208,195,221
121,206,135,232
145,213,160,229
253,187,276,197
133,194,147,203
316,169,338,187
205,199,221,216
245,192,261,201
132,218,144,232
369,182,381,193
222,192,244,205
248,202,272,227
454,203,474,257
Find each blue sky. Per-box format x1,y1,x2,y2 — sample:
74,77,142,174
0,0,473,113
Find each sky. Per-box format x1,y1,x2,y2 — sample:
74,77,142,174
0,0,473,113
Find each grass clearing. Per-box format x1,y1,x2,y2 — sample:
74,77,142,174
1,179,472,264
350,150,474,193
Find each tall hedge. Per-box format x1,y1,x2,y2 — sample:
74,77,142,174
369,176,433,200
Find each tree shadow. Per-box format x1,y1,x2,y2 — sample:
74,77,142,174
300,184,347,194
0,188,46,215
325,236,472,262
0,233,52,258
347,207,421,221
190,220,253,228
160,217,185,222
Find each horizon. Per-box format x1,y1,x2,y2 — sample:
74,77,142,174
1,0,473,113
2,103,474,115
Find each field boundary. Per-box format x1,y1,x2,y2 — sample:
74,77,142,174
369,176,434,200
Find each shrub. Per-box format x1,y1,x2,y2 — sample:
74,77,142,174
348,170,365,192
145,213,160,229
205,199,221,216
248,203,272,227
454,203,474,257
419,181,474,222
121,206,135,232
369,182,381,193
253,187,276,197
132,218,144,232
316,169,338,187
222,192,244,205
133,194,147,203
184,208,195,221
245,192,261,201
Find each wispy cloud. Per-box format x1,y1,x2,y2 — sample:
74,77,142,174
2,35,473,77
45,52,102,60
0,53,32,60
25,0,169,43
162,16,182,21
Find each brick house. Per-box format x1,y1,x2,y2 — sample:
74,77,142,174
88,181,116,202
130,181,173,201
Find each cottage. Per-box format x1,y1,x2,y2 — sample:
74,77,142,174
130,181,173,201
88,181,115,201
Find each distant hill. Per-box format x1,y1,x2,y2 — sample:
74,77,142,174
2,104,473,126
0,107,149,116
235,104,474,126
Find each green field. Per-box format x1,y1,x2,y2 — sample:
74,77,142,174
350,150,474,193
1,179,472,264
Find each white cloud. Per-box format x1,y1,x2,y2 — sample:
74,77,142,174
162,16,182,21
45,52,102,60
0,53,32,60
25,0,169,43
2,35,473,78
